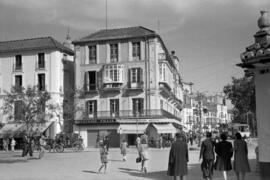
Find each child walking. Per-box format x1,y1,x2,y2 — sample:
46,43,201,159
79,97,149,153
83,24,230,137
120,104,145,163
98,144,108,173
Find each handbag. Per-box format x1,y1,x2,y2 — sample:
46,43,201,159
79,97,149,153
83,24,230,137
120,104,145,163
136,156,142,163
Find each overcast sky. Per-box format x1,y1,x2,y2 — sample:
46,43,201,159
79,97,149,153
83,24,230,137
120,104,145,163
1,0,270,94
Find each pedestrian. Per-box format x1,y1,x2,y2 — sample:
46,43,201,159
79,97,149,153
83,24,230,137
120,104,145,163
103,136,109,151
167,132,189,180
199,132,215,180
21,134,28,157
3,138,8,152
98,142,108,174
138,132,149,173
120,139,128,161
189,133,194,146
214,133,233,180
159,135,163,148
38,135,46,159
233,132,251,180
136,135,141,149
11,137,16,152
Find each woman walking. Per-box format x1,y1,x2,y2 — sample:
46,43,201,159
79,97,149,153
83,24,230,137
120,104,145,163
138,132,149,173
215,133,233,180
98,143,108,173
120,139,128,161
167,133,189,180
233,132,250,180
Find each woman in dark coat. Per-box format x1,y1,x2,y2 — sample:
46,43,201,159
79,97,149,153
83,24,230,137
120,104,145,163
167,133,189,180
233,132,250,180
215,133,233,180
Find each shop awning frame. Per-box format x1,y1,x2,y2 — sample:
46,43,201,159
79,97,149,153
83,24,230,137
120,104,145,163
152,123,177,134
117,124,148,134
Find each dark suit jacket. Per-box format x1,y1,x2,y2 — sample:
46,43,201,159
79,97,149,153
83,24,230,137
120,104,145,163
200,138,215,160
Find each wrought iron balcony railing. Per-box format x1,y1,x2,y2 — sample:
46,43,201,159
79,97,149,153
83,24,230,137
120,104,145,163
76,109,181,122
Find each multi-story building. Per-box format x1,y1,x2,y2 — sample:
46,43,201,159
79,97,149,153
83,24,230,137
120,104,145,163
0,36,74,138
72,26,184,147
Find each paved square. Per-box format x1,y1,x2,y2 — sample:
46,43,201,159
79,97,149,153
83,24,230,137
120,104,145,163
0,145,259,180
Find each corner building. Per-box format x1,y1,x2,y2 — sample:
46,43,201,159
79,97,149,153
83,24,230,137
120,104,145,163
73,27,184,147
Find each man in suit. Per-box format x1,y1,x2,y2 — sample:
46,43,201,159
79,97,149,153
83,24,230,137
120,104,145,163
199,132,215,180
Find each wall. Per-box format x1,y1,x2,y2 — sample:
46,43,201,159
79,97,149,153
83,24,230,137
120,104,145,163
255,67,270,162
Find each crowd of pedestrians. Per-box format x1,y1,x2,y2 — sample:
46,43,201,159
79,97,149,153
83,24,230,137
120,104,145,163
196,132,250,180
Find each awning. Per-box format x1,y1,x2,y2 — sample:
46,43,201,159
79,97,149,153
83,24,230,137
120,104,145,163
117,124,148,134
0,123,24,138
20,121,53,136
152,123,177,134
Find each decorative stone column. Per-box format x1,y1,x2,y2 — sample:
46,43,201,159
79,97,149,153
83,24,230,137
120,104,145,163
238,11,270,179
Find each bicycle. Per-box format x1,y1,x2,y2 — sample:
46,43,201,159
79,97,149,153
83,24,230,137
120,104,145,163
72,141,84,152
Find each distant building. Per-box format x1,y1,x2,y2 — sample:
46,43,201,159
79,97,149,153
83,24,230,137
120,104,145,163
0,36,74,138
238,11,270,178
182,92,229,132
72,26,184,147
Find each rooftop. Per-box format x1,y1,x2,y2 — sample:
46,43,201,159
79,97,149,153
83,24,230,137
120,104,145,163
73,26,157,43
0,37,74,55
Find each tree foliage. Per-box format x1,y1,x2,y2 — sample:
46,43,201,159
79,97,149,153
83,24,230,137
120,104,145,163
223,76,256,124
1,86,54,135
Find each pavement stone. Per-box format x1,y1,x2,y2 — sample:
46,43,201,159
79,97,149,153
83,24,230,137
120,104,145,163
0,144,260,180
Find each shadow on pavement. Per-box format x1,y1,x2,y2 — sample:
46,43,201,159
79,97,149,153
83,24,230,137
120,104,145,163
0,158,28,164
108,159,123,162
82,170,99,174
118,158,259,180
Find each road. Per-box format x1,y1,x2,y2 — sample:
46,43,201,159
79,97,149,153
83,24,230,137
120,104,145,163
0,142,260,180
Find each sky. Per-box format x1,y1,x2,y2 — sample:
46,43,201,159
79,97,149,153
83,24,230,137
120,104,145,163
0,0,270,94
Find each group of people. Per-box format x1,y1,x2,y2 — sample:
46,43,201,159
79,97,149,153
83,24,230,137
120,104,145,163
2,137,16,152
98,133,149,174
21,134,46,159
167,131,251,180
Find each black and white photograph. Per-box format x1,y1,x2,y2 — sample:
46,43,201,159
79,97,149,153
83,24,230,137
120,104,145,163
0,0,269,179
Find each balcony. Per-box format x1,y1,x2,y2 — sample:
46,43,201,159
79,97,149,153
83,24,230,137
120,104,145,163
159,82,172,98
100,83,122,93
126,82,144,91
13,64,22,72
84,83,99,93
75,109,181,124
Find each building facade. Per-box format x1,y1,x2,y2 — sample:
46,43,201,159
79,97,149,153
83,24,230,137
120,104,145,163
0,37,74,138
73,26,184,147
238,11,270,179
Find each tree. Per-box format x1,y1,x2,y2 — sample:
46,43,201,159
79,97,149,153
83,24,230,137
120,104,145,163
1,86,55,136
223,76,256,125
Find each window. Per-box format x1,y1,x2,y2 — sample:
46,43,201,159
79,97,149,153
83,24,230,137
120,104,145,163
132,98,144,116
14,100,23,120
84,71,97,91
130,68,142,83
15,75,22,87
15,55,22,70
110,99,119,117
104,65,124,83
86,100,97,117
88,46,96,63
38,53,45,69
110,44,118,62
38,73,45,91
132,42,140,60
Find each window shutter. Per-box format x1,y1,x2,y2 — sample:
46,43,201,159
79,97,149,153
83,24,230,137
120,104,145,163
84,72,88,91
128,69,131,84
94,100,97,116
